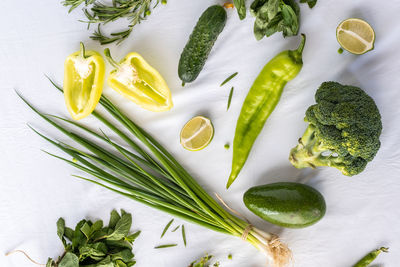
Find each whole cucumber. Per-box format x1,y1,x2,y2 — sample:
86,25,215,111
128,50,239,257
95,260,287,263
178,5,227,85
243,182,326,228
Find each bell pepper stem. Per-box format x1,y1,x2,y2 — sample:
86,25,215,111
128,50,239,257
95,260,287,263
104,48,120,69
80,42,87,59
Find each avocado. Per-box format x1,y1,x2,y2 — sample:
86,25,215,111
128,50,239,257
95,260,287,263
243,182,326,228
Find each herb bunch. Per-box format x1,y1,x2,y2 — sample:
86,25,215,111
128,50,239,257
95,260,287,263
250,0,316,40
62,0,167,45
47,210,140,267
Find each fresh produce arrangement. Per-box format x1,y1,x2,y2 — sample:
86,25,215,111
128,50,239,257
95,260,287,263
289,82,382,176
228,34,306,188
8,1,390,266
19,81,292,266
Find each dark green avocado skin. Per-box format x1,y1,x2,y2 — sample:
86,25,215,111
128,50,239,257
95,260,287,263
243,182,326,228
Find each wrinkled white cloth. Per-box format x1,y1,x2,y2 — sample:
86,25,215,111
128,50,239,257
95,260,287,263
1,0,399,266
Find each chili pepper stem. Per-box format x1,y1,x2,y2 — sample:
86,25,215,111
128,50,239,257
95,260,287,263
79,42,87,59
104,48,121,69
289,33,306,64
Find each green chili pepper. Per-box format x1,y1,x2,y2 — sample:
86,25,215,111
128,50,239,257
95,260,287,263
227,34,306,189
352,247,389,267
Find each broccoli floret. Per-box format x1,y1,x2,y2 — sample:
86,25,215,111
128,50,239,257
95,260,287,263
289,81,382,176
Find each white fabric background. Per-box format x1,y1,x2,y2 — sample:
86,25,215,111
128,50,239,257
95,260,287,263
1,0,399,266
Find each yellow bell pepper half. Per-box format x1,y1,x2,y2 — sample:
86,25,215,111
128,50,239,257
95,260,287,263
104,49,173,112
63,43,105,120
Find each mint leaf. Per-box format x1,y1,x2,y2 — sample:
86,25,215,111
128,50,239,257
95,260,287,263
58,252,79,267
80,222,91,239
106,213,132,241
111,249,134,262
125,231,141,243
109,210,121,229
64,227,74,241
72,220,86,250
57,218,66,247
79,244,107,261
106,239,132,250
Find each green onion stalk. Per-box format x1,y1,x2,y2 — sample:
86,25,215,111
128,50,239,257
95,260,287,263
18,79,291,266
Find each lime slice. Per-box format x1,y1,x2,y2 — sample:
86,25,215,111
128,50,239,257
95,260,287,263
180,116,214,151
336,18,375,55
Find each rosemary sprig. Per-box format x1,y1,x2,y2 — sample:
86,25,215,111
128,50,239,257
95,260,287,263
62,0,167,45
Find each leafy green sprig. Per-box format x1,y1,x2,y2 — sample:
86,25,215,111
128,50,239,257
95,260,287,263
62,0,167,45
47,210,139,267
250,0,317,40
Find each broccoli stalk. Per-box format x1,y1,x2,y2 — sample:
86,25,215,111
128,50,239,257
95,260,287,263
290,124,352,175
289,81,382,176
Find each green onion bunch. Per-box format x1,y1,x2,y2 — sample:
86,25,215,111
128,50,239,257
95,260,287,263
19,79,291,266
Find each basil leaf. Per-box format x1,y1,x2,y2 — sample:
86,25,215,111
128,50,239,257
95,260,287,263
57,218,66,247
300,0,317,8
126,260,136,267
106,213,132,241
280,3,298,36
265,13,282,36
58,252,79,267
109,210,121,229
115,260,128,267
267,0,280,20
233,0,246,20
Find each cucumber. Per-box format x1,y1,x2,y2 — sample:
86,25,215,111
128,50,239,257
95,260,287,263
243,182,326,228
178,5,227,85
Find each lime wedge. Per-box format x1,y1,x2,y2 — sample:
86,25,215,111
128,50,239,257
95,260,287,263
336,18,375,55
180,116,214,151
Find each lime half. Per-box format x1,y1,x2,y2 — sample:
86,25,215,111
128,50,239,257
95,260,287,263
336,18,375,55
180,116,214,151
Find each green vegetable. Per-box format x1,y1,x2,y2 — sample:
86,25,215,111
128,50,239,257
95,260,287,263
243,182,326,228
233,0,246,20
300,0,317,8
220,72,238,87
189,254,213,267
181,224,187,247
171,225,180,232
62,0,167,45
352,247,388,267
289,82,382,176
227,87,234,111
46,210,138,267
178,5,227,85
251,0,300,40
161,219,174,238
154,244,177,249
227,34,305,188
224,143,230,150
19,79,292,266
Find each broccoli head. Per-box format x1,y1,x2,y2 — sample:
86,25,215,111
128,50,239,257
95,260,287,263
289,81,382,176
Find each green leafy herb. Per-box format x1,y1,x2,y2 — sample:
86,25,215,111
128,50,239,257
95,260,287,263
227,87,234,111
45,210,138,267
220,72,238,87
154,244,177,249
62,0,167,45
299,0,317,8
182,224,187,247
233,0,246,20
161,219,174,238
251,0,300,40
171,225,180,232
